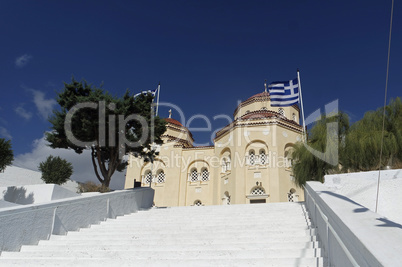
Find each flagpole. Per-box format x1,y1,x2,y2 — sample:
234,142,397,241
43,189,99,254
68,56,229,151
156,82,161,117
297,69,307,143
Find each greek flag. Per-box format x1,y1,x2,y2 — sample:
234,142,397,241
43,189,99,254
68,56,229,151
268,78,299,107
133,88,157,98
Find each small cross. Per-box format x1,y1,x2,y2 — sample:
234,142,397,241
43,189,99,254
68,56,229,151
168,109,172,118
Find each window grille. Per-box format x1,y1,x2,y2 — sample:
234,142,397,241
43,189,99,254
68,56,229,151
251,186,265,195
249,151,255,165
194,200,202,206
278,108,285,116
201,169,209,181
292,113,296,121
260,151,266,165
157,171,165,183
144,171,152,184
190,169,198,182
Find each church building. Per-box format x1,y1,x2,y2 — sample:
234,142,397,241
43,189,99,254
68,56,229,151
124,90,304,206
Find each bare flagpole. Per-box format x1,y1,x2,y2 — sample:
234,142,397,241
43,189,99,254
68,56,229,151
297,69,307,143
155,82,161,117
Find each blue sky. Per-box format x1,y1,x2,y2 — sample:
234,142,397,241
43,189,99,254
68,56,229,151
0,1,400,188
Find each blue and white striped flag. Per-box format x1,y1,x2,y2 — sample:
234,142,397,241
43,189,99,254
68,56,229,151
268,78,299,107
133,88,157,98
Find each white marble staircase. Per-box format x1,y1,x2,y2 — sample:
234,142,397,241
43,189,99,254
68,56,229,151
0,202,322,266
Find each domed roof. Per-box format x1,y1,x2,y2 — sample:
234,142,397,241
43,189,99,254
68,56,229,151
164,118,183,127
246,91,270,101
240,110,276,120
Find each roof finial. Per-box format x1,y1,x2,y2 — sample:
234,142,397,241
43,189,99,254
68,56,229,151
168,109,172,118
264,79,267,93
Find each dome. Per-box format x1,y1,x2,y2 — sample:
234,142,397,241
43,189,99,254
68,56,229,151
246,91,270,101
240,110,276,120
164,118,183,127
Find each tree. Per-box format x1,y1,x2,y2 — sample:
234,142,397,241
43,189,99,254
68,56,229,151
38,155,73,185
46,79,166,187
342,97,401,171
291,112,349,187
0,138,14,172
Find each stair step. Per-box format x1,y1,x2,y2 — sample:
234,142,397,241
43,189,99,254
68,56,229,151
21,241,320,252
49,229,316,241
1,248,321,259
38,235,317,246
0,257,323,267
74,225,311,235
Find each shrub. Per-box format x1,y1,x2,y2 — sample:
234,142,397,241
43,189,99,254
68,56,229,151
38,155,73,185
77,181,111,193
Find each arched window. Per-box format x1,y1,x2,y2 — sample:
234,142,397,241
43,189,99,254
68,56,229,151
194,200,202,206
190,168,198,182
223,191,230,205
222,158,227,173
288,188,298,202
144,170,152,184
156,169,165,183
259,149,266,165
278,108,285,116
292,113,296,122
251,186,265,195
201,168,209,181
284,144,295,168
261,107,268,111
249,150,255,165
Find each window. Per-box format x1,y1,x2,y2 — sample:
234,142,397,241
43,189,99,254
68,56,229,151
259,149,266,165
249,150,255,165
292,113,296,121
251,186,265,195
144,170,152,184
190,168,198,182
194,200,202,206
222,157,231,172
156,170,165,183
288,188,297,202
261,107,268,111
222,158,227,173
201,168,209,181
278,108,285,116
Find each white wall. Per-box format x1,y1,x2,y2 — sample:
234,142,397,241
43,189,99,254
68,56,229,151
0,184,79,205
0,165,79,193
323,169,402,224
0,187,154,252
305,181,402,267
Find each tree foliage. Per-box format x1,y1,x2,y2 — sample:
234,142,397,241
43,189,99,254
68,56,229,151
292,97,402,187
291,112,349,187
38,155,73,185
46,79,166,187
0,138,14,172
343,97,401,171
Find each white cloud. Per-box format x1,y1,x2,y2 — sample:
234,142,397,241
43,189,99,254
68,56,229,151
29,89,57,120
0,127,12,140
15,104,33,120
15,54,32,68
13,135,126,190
